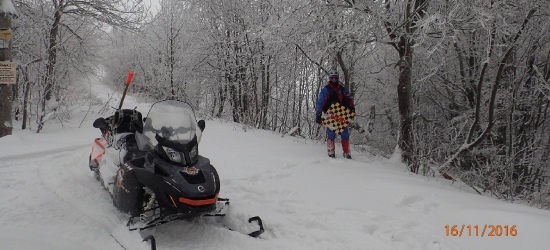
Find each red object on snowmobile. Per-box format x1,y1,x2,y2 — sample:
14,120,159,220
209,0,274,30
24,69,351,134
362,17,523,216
126,70,134,85
90,137,108,169
178,193,219,206
118,70,134,110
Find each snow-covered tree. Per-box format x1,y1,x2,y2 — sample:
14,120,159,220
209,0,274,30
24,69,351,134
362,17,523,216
12,0,147,132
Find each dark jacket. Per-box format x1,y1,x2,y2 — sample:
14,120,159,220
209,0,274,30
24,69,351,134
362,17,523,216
316,82,354,114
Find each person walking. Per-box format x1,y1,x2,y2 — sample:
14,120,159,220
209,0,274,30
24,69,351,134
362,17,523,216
315,70,355,159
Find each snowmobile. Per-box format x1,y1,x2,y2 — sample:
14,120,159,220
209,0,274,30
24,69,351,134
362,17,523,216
89,100,264,248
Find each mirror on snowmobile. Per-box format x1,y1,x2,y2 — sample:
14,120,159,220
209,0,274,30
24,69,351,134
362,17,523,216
198,120,205,132
93,117,108,129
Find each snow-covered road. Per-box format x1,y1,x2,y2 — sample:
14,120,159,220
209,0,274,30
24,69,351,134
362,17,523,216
2,81,550,250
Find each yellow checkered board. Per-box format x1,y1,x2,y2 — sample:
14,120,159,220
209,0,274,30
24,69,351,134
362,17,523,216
321,102,355,134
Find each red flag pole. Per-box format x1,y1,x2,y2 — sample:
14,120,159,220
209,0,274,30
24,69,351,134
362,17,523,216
118,70,134,110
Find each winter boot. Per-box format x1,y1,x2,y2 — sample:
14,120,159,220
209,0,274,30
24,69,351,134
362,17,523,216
327,139,335,158
342,140,352,159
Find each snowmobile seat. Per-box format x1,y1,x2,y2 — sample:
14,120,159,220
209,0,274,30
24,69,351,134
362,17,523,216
113,109,143,134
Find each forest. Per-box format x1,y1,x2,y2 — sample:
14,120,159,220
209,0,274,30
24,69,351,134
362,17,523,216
2,0,550,208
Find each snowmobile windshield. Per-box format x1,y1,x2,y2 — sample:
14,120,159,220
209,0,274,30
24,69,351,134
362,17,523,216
141,100,201,147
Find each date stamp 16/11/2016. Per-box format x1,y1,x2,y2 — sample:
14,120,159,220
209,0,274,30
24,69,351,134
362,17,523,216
445,225,517,237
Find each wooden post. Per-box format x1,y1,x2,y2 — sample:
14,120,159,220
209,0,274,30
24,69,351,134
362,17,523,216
0,4,17,138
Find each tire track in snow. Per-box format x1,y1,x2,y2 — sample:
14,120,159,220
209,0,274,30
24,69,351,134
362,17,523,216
34,146,131,242
0,143,91,163
0,145,126,249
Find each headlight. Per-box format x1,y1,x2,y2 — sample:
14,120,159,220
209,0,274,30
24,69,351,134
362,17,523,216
162,146,185,164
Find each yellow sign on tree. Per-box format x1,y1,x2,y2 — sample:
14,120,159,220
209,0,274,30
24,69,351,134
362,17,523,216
0,30,13,40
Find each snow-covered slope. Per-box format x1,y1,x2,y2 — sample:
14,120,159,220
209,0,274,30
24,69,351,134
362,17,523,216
2,80,550,250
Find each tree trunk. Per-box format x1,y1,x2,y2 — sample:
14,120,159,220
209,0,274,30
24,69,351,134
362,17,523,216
22,67,31,130
169,27,176,98
38,0,65,133
397,37,416,172
260,54,270,129
229,83,239,123
216,84,226,118
0,12,14,138
0,84,12,137
384,0,428,172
